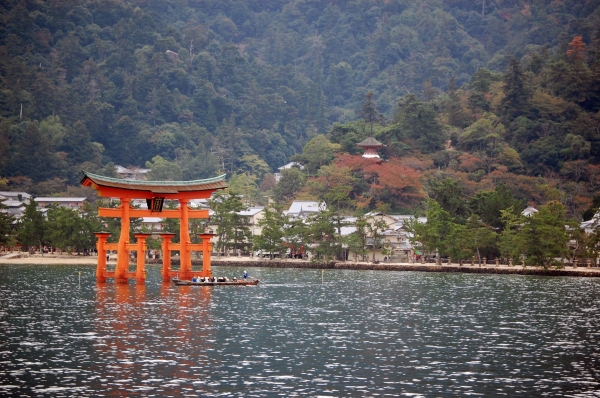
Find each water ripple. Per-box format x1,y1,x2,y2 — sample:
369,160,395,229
1,265,599,396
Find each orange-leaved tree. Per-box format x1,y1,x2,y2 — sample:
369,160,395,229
333,154,425,211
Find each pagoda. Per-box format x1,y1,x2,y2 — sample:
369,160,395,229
357,136,384,158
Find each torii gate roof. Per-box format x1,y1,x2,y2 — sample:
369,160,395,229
80,171,228,199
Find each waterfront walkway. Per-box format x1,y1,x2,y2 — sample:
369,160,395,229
2,253,600,277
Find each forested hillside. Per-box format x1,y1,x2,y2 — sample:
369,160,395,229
1,0,600,218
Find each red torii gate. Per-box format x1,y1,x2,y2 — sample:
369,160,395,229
81,171,227,284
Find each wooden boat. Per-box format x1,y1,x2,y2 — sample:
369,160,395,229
173,278,259,286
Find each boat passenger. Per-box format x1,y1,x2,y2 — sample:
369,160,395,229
192,277,197,282
243,271,248,279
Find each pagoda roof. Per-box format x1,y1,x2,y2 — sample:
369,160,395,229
357,136,384,147
80,171,227,195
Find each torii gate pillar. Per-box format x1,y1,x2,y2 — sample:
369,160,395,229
199,232,215,277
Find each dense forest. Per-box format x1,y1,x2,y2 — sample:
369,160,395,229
1,0,600,219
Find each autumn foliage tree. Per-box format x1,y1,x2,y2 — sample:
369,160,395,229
329,154,426,211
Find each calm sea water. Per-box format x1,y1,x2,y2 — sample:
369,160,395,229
0,264,599,397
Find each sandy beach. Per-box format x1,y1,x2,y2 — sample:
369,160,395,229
0,254,99,265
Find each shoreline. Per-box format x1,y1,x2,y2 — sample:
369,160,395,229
2,254,600,277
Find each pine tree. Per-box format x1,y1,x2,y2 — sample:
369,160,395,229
500,56,531,122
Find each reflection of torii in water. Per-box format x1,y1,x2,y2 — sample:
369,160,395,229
92,283,213,395
81,171,227,284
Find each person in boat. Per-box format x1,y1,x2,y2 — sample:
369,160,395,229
243,270,248,279
192,277,197,282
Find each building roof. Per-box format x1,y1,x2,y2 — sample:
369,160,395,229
0,191,31,200
286,201,324,214
34,197,87,202
3,200,26,208
80,171,228,195
522,206,538,217
142,217,163,223
357,136,384,147
278,162,304,171
238,207,264,217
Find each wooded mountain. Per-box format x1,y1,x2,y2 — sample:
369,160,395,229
1,0,599,218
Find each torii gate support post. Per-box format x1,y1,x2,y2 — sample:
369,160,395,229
178,199,192,281
198,233,215,278
160,233,176,282
134,233,151,284
95,232,111,283
115,198,131,284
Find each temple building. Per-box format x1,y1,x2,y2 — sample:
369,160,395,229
357,136,384,158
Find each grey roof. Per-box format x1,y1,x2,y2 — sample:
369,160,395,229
238,207,264,217
35,197,87,202
357,136,383,147
0,191,31,200
286,201,324,214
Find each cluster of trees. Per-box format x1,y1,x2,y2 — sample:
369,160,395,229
0,198,102,253
0,198,188,254
0,0,599,214
2,1,600,267
405,183,600,270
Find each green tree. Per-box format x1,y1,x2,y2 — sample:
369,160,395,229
253,205,286,259
346,215,369,262
0,198,14,246
406,200,460,263
500,202,570,269
500,56,531,122
208,192,250,255
16,198,46,252
469,184,525,230
281,214,309,260
393,94,445,153
46,206,86,254
461,214,498,265
359,91,383,136
429,178,470,223
445,74,470,128
145,155,183,181
305,209,339,263
367,217,389,262
292,135,340,175
273,168,306,204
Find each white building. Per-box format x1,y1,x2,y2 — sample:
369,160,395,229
274,162,304,182
114,165,151,180
283,200,325,220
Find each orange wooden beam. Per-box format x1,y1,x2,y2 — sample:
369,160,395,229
98,208,209,219
91,186,217,200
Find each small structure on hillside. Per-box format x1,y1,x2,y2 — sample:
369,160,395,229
522,205,538,217
357,136,384,158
